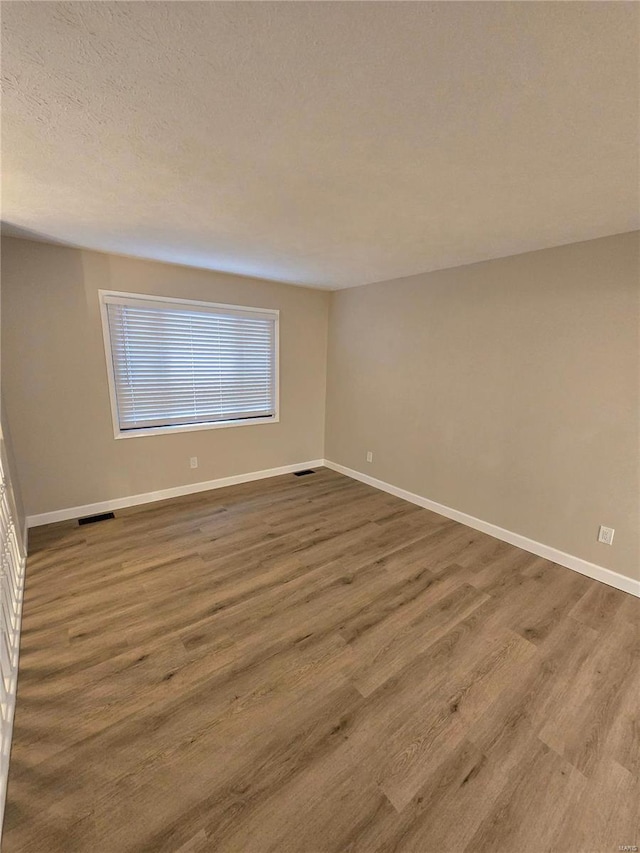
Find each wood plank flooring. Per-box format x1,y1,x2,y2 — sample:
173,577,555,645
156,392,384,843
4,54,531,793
4,468,639,852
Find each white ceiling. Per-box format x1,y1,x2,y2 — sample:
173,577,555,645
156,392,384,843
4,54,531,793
1,2,638,289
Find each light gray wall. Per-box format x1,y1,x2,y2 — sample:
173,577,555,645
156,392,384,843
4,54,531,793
1,237,329,517
3,233,638,582
0,395,26,551
0,241,26,549
325,232,640,581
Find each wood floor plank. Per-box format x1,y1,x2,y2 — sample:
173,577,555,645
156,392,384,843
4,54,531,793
5,467,639,852
463,739,586,853
537,618,639,777
552,758,640,853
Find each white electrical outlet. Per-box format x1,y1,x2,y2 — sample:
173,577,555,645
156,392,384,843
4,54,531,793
366,451,373,463
190,457,198,469
597,525,615,545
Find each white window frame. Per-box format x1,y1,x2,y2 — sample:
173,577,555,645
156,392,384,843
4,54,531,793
99,290,280,439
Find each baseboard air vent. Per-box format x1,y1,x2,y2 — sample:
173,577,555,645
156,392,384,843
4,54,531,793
78,511,115,525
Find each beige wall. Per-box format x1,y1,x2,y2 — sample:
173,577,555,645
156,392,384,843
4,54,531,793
0,402,26,550
3,233,638,581
1,237,329,517
0,243,26,548
325,232,640,581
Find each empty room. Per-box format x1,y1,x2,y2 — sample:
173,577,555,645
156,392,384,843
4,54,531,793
0,2,638,851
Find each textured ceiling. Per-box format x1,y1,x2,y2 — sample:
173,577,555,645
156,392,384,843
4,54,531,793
1,2,638,289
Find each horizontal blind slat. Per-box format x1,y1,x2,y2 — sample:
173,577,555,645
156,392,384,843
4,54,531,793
106,298,276,430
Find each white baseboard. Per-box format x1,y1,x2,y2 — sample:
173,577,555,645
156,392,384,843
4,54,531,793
26,459,325,528
323,459,640,599
25,457,639,599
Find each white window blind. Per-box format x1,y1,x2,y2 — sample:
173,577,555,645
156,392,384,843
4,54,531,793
100,293,278,435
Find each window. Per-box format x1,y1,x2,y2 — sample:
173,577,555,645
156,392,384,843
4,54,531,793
99,291,279,438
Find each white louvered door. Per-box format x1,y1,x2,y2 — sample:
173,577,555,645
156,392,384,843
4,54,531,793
0,452,26,835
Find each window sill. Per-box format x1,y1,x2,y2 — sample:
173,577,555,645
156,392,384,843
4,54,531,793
113,415,279,439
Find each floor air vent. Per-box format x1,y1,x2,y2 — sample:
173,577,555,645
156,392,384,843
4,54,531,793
78,512,115,526
293,469,316,477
